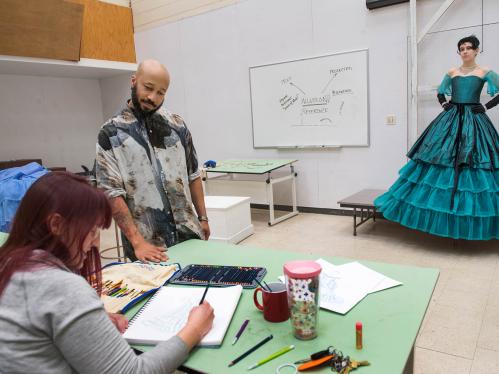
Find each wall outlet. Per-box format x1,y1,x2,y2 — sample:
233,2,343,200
386,115,397,125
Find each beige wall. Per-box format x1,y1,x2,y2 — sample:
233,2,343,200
131,0,235,32
0,74,104,172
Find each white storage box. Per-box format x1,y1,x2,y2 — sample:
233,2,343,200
205,196,254,244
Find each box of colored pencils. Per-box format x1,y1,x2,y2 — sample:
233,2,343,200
169,264,267,289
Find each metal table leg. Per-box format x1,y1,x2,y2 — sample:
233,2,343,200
353,208,357,236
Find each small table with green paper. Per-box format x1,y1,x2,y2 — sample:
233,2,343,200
202,159,298,225
126,240,438,374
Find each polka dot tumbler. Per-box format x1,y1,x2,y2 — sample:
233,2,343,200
284,260,322,340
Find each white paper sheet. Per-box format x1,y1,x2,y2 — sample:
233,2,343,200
280,259,402,314
123,285,242,346
316,259,385,314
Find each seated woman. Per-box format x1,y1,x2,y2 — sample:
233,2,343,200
0,172,214,373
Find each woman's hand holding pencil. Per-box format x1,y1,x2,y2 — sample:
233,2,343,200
177,301,214,350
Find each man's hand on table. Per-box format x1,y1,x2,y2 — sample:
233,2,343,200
134,241,168,262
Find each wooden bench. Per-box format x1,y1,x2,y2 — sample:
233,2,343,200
338,189,386,236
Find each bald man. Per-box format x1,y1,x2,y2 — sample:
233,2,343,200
95,60,210,263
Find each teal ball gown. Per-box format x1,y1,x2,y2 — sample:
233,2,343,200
375,71,499,240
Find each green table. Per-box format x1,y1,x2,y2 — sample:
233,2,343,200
0,232,7,246
126,240,438,374
208,159,297,175
203,159,298,226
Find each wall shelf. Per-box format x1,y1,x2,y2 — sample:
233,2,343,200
0,55,137,79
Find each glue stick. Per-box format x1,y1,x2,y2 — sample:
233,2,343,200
356,322,363,349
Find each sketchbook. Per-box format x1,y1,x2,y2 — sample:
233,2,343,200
123,285,243,346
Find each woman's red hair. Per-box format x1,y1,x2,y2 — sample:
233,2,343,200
0,172,112,297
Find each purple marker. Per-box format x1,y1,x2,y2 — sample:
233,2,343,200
232,319,250,345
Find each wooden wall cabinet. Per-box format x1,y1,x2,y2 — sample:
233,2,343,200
68,0,136,63
0,0,84,61
0,0,136,66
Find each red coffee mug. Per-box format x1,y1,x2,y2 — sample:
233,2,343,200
253,282,289,323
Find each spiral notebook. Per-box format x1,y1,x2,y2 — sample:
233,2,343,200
123,285,243,346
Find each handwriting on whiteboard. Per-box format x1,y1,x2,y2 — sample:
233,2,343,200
277,65,354,127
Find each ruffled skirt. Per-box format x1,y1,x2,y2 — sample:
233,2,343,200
375,106,499,240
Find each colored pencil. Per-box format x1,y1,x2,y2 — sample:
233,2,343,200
228,334,273,367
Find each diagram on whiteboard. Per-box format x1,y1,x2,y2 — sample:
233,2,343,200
250,49,369,148
278,65,354,127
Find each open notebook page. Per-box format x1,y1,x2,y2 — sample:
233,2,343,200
123,285,243,346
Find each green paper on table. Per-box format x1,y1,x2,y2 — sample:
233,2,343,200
206,159,296,174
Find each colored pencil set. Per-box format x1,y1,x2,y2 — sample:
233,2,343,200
170,264,266,288
102,279,146,299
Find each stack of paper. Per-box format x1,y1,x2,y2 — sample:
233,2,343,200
316,259,401,314
279,259,402,314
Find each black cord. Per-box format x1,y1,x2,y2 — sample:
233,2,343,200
481,0,484,53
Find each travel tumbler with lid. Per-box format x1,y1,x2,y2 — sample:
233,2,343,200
283,260,322,340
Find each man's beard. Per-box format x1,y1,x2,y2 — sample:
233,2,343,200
131,85,163,119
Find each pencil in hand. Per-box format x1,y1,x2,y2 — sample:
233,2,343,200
199,281,210,305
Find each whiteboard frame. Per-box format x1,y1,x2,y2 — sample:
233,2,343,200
249,48,370,149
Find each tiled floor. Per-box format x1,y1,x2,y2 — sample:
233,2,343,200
100,209,499,373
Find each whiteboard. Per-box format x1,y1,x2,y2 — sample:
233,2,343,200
249,49,369,148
